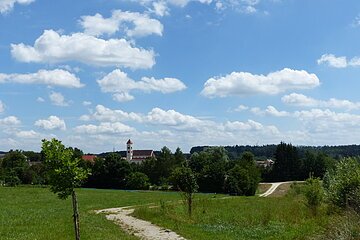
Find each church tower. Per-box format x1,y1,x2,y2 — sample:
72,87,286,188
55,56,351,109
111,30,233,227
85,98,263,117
126,139,133,161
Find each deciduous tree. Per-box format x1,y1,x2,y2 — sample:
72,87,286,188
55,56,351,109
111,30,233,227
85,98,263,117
42,139,89,240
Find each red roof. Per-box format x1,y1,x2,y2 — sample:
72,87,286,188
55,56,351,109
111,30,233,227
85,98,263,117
127,139,133,144
82,155,97,163
133,150,154,157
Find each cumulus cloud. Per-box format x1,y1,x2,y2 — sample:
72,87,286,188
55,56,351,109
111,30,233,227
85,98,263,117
294,109,360,133
112,92,135,102
35,116,66,130
74,122,135,135
234,104,249,112
11,30,155,69
80,10,163,37
250,106,290,117
0,69,83,88
0,116,21,126
201,68,320,98
134,0,259,16
317,54,360,68
282,93,360,111
15,130,39,138
151,1,169,16
82,101,92,106
146,107,208,131
0,100,4,113
49,91,69,107
0,0,34,14
224,119,263,131
80,104,143,123
98,69,186,101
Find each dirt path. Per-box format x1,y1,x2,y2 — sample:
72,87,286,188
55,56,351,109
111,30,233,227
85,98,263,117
259,182,287,197
96,182,296,239
95,207,186,240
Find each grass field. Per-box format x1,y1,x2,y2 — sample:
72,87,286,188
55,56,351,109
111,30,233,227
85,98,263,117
1,186,359,240
0,186,185,240
133,191,360,240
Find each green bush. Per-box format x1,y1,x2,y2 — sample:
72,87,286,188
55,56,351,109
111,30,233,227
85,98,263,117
324,157,360,209
225,160,260,196
303,177,323,215
125,172,150,190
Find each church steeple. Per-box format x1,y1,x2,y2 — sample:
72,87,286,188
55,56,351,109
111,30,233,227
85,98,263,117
126,139,133,161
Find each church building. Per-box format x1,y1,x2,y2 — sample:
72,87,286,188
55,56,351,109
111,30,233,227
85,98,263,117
126,139,155,163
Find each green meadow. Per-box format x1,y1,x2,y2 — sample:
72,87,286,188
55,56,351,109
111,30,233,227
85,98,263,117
133,193,360,240
0,186,182,240
1,186,359,240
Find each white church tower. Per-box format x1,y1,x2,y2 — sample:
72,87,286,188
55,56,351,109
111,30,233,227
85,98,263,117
126,139,133,161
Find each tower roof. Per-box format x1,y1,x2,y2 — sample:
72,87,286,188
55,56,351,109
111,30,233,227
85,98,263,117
127,139,133,144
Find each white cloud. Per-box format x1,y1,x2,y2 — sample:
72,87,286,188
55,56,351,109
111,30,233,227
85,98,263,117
317,54,347,68
264,106,290,117
201,68,320,98
282,93,360,111
36,97,45,102
224,119,264,131
98,69,186,101
0,0,34,14
0,100,4,113
74,122,135,135
80,10,163,38
0,69,84,88
0,116,21,126
49,91,69,107
80,104,143,123
15,130,39,138
294,109,360,133
129,0,266,16
112,92,135,102
35,115,66,130
146,107,208,131
11,30,155,69
152,1,169,16
82,101,92,106
250,106,289,117
317,54,360,68
234,104,248,112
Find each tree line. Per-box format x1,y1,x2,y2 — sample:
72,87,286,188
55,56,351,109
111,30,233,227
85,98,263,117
0,141,357,196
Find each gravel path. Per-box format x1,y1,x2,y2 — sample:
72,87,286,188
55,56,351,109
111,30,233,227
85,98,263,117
259,182,287,197
96,182,297,239
95,207,187,240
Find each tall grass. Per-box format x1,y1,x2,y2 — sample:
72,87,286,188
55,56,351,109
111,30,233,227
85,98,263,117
133,193,353,240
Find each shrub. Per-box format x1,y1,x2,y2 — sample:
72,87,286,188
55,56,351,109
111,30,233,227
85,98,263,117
126,172,150,190
225,163,260,196
324,158,360,209
303,177,323,215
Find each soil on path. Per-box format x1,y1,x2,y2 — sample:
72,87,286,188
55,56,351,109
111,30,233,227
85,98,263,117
95,207,186,240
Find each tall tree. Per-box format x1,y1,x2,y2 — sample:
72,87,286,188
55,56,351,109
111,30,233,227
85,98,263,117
273,142,301,181
189,147,228,193
1,150,29,186
85,153,130,189
42,139,89,240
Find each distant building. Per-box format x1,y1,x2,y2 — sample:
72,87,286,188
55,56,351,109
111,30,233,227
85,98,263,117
82,154,97,163
126,139,155,163
256,159,274,168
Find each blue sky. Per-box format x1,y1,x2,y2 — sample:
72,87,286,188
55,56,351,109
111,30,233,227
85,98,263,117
1,0,360,153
